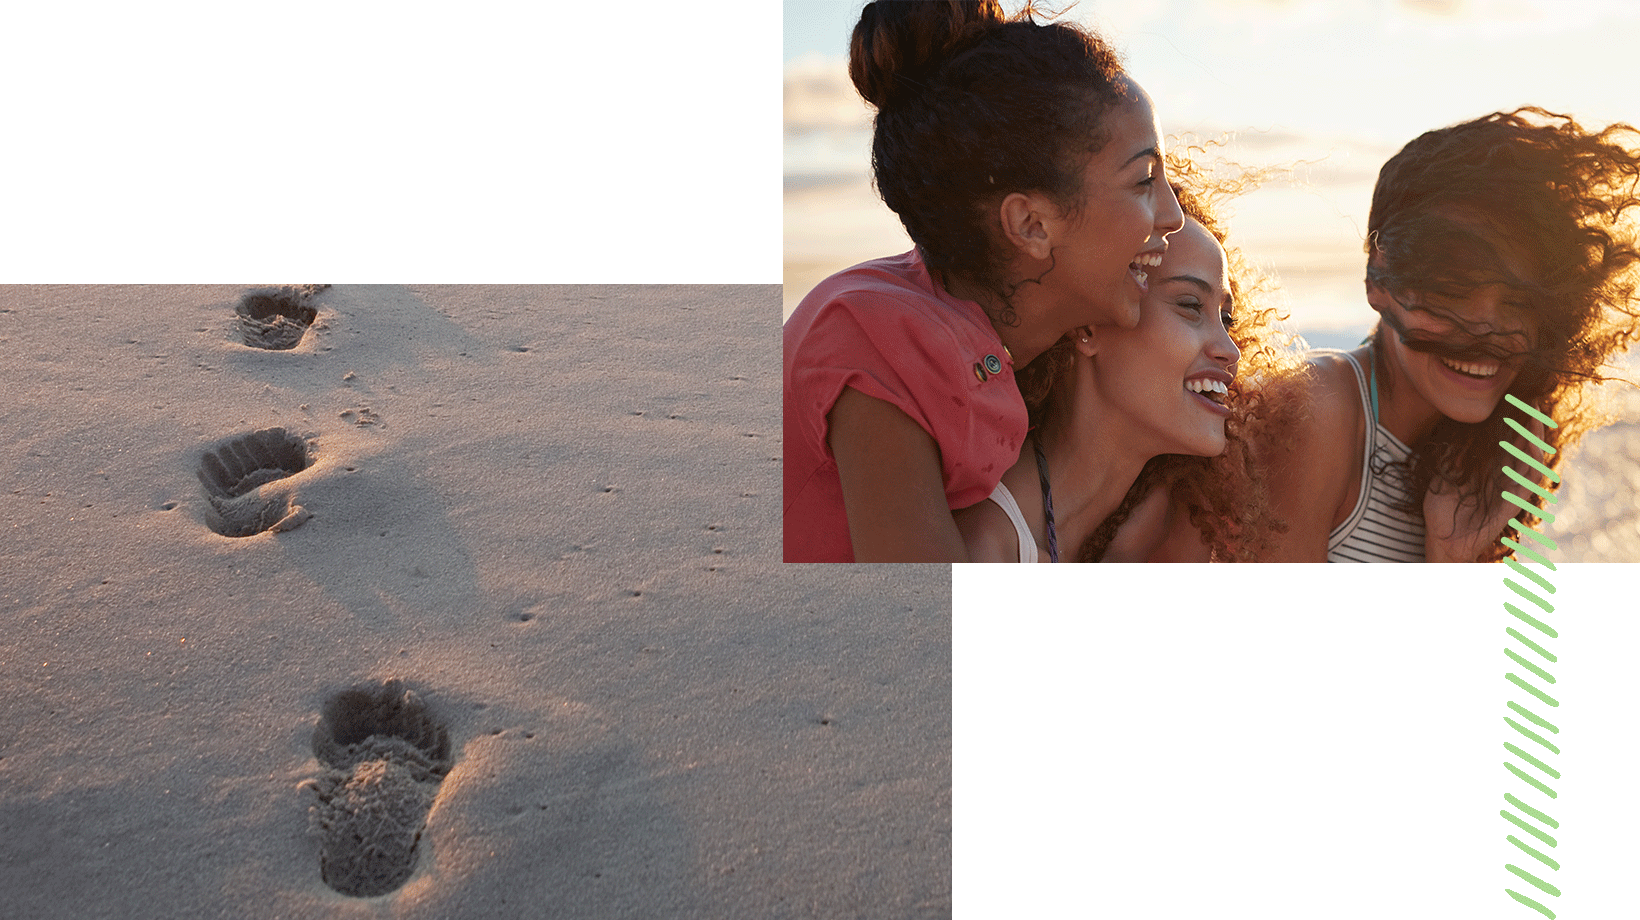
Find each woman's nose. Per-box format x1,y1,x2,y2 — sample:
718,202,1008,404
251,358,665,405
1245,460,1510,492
1464,284,1517,327
1456,285,1540,348
1210,323,1240,366
1156,181,1184,237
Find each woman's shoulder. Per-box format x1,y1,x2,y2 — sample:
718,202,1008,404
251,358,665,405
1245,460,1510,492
789,251,935,316
784,249,1023,435
1300,349,1367,431
954,463,1039,563
1253,348,1365,488
953,489,1021,563
786,251,992,343
1280,347,1368,494
1243,346,1369,559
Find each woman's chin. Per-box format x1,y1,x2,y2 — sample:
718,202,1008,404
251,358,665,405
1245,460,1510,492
1434,393,1506,425
1421,356,1517,424
1169,427,1227,459
1449,408,1497,425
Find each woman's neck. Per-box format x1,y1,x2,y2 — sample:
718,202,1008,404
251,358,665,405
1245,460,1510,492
1030,366,1155,553
1358,340,1442,446
940,273,1066,366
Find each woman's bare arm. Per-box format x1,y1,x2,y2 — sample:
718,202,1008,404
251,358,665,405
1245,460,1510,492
828,387,971,562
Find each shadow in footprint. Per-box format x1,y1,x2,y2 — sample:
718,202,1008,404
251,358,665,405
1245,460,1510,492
196,427,312,537
237,285,326,350
310,679,453,898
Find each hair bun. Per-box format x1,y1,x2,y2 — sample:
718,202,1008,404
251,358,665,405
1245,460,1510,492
849,0,1006,109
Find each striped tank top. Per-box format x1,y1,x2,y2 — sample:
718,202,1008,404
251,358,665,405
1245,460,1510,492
1326,350,1426,563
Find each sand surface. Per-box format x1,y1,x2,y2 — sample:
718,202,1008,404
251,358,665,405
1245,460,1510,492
0,286,950,919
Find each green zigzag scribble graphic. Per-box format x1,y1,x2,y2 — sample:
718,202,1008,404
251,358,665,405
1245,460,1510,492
1499,394,1562,919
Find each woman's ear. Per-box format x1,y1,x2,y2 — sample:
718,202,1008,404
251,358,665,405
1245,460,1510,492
998,192,1055,262
1363,249,1396,309
1072,326,1099,357
1363,275,1395,313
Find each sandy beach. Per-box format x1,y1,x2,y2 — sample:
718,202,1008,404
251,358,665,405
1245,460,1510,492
0,286,950,918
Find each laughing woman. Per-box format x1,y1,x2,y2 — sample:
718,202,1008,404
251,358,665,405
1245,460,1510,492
783,0,1184,562
955,172,1302,563
1258,108,1640,562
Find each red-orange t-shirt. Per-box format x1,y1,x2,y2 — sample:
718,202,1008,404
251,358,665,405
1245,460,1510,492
783,250,1028,562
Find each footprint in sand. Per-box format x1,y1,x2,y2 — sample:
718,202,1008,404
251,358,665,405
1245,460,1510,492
236,284,328,350
308,679,453,898
196,427,313,537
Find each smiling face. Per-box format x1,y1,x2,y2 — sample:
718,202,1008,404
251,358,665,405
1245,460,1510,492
1039,79,1185,331
1089,218,1240,457
1365,208,1543,429
1369,279,1539,427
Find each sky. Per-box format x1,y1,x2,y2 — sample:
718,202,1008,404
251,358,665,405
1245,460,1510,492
784,0,1640,333
787,0,1640,138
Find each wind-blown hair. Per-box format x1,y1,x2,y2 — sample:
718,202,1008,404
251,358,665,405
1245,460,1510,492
850,0,1128,323
1013,147,1309,561
1364,107,1640,557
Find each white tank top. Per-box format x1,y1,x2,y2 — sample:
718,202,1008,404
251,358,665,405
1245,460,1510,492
984,481,1041,563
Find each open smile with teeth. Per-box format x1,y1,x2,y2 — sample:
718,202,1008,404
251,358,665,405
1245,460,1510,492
1130,252,1162,290
1185,377,1228,404
1441,357,1501,378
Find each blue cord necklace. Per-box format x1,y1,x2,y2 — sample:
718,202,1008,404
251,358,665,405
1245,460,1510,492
1032,437,1059,563
1368,342,1381,427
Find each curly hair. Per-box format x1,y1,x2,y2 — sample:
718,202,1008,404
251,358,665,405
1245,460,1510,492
849,0,1129,325
1012,145,1310,561
1363,107,1640,559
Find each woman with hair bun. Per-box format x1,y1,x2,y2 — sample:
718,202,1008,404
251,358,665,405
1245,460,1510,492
783,0,1185,562
956,166,1305,563
1256,107,1640,562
